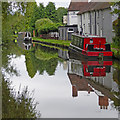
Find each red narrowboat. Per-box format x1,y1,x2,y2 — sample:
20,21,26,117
69,34,113,60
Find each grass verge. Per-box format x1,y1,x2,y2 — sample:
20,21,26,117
32,37,71,47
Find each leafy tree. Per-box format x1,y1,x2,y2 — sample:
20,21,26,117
25,2,36,32
112,1,120,46
30,3,45,34
56,7,67,23
35,18,59,34
45,2,57,22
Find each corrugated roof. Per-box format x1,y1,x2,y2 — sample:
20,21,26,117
77,2,111,14
68,2,88,11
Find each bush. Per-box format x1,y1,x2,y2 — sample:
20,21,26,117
112,36,120,47
35,18,61,34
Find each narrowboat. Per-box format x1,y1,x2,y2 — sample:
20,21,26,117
18,32,32,41
69,33,113,60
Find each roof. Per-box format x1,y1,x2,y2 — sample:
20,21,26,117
77,2,111,15
68,2,88,11
72,33,106,38
58,25,78,28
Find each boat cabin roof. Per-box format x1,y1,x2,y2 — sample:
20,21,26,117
72,33,106,39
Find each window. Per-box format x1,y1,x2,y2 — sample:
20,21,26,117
68,28,74,32
73,11,75,15
90,39,93,43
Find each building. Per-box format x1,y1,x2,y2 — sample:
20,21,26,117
58,25,78,40
77,2,113,43
67,0,88,25
67,1,115,43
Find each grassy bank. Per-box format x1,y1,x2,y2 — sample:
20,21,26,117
32,37,71,47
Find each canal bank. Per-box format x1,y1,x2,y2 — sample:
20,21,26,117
32,37,120,60
32,37,71,49
14,35,120,60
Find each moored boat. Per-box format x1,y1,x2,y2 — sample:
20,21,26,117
18,32,32,41
69,33,113,60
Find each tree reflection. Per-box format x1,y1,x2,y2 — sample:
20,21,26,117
2,77,40,118
2,41,41,118
25,44,60,77
25,51,37,78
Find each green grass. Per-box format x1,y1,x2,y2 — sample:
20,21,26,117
32,37,71,47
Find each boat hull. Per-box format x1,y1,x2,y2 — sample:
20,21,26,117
69,44,113,61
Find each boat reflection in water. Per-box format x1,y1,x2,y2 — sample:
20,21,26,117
17,35,32,50
23,40,32,50
67,51,119,110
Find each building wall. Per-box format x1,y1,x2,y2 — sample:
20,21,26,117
58,26,78,40
102,8,113,43
77,8,113,43
67,11,79,25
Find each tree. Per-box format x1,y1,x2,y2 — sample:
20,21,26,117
24,2,37,32
35,18,59,34
111,1,120,46
30,3,45,33
56,7,67,23
45,2,57,22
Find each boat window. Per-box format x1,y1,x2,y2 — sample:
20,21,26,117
77,37,79,47
90,39,93,43
78,37,83,49
105,44,111,51
87,44,94,51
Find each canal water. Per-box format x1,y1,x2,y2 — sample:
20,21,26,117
2,39,120,118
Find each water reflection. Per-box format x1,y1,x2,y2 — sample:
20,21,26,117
2,39,120,118
17,37,32,50
2,39,41,118
67,50,120,111
17,38,63,77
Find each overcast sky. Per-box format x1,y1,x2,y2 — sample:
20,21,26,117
35,0,71,8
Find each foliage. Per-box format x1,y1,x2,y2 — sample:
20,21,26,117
2,77,40,118
56,7,67,23
45,2,57,22
25,51,37,78
34,45,59,75
35,47,58,61
111,1,120,46
24,2,37,32
30,3,45,33
35,18,60,34
33,37,71,47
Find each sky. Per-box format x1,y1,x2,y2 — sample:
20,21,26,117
35,0,71,8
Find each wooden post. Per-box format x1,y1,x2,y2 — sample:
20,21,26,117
33,30,35,37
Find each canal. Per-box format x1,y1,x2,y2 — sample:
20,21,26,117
2,39,120,118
